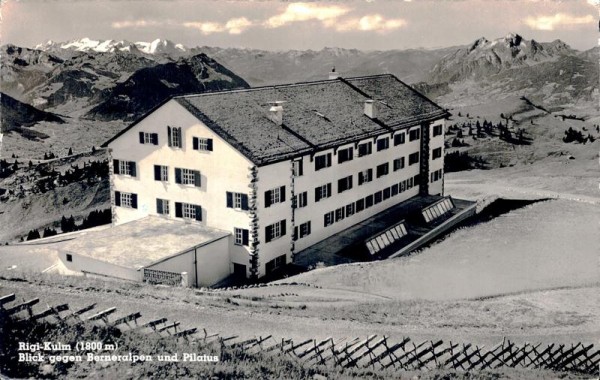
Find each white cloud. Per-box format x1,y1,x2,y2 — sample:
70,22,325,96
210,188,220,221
112,20,163,29
357,14,406,32
183,18,253,35
183,21,226,34
265,2,350,28
524,13,595,30
327,14,407,32
225,17,253,35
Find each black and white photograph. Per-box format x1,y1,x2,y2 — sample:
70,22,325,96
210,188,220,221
0,0,598,378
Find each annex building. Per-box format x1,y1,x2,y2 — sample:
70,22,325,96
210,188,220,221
60,73,474,287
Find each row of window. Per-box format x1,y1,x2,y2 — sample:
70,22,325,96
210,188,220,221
118,193,250,245
138,126,214,152
306,153,418,206
323,175,420,228
114,160,203,188
313,130,419,172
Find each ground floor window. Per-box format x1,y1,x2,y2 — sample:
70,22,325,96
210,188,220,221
265,254,287,274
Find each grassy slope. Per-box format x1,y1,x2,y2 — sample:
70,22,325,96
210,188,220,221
0,152,110,242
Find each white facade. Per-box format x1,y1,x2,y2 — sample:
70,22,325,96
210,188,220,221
105,77,447,283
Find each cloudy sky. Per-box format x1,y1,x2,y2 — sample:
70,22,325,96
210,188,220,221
1,0,597,51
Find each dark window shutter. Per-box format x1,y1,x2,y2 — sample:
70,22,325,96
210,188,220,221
242,229,249,246
131,194,138,209
194,170,201,187
193,137,199,150
175,202,182,218
281,220,286,236
358,172,364,185
113,160,120,175
349,148,353,161
226,192,233,208
327,183,332,196
154,165,161,181
178,127,183,148
175,168,182,184
293,226,298,241
315,187,321,202
129,161,136,177
241,194,249,210
349,176,353,189
195,205,202,221
264,191,271,208
114,191,121,206
156,198,162,213
139,132,144,144
207,139,213,151
265,225,273,243
167,126,172,147
307,222,311,235
152,133,158,145
279,186,285,202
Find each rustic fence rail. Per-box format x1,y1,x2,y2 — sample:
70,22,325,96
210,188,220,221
1,293,598,376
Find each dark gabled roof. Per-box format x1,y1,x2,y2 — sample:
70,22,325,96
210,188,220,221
104,74,449,165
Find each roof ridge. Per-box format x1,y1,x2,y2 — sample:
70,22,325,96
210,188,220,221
174,75,392,99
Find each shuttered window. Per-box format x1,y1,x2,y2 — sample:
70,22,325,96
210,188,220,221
193,137,213,151
265,220,286,242
264,186,285,208
113,160,136,177
226,192,249,210
139,132,158,145
175,168,201,186
175,202,202,221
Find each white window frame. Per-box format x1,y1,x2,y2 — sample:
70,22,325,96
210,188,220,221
183,203,196,219
232,193,243,209
269,187,281,205
298,192,308,208
160,165,168,181
119,161,132,176
182,168,195,185
234,228,248,245
317,184,331,200
271,221,282,240
143,132,154,144
121,193,133,208
158,199,169,215
172,127,182,148
197,138,210,151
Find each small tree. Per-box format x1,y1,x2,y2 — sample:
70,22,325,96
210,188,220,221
26,229,41,241
68,147,73,155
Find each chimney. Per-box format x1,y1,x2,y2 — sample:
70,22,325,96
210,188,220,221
268,102,284,126
364,99,376,119
328,66,339,80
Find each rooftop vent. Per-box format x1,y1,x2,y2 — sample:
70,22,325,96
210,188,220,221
364,99,376,119
328,66,339,80
267,101,285,126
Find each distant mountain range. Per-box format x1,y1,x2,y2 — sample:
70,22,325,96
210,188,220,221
35,38,188,56
425,34,598,105
1,34,597,130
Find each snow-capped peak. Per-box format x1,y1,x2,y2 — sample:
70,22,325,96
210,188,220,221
33,37,188,55
134,39,187,54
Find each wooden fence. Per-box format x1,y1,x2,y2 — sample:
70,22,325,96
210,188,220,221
1,293,598,376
